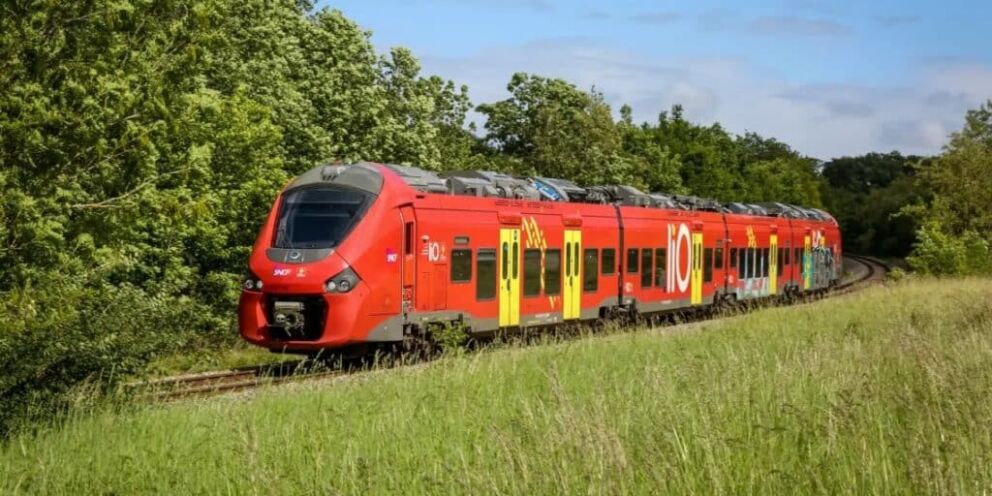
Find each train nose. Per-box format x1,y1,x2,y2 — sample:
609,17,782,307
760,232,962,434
240,250,368,345
253,249,351,295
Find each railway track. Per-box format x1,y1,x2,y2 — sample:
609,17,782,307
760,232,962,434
838,254,890,290
133,255,888,401
130,360,323,401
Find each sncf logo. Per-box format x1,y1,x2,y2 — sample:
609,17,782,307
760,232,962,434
273,267,291,277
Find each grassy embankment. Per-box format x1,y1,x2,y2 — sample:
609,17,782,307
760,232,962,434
2,278,991,494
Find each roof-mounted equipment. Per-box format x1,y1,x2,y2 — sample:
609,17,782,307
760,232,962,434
440,171,541,200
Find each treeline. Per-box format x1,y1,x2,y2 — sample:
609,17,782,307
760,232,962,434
0,0,989,434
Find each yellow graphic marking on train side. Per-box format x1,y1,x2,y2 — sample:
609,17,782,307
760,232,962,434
746,226,757,248
769,234,778,295
522,216,558,309
690,232,703,305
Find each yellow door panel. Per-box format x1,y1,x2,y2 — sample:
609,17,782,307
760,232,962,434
691,232,703,305
563,230,581,320
769,234,778,295
562,232,571,320
499,228,521,327
803,235,812,290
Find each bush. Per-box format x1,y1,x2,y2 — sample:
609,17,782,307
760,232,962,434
0,278,223,437
431,322,470,353
908,220,992,275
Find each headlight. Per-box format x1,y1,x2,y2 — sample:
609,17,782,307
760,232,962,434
243,271,263,291
325,267,359,293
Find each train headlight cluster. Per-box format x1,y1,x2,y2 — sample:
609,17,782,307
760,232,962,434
325,267,359,293
243,271,263,291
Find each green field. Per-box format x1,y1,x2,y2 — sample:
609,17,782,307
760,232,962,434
2,279,991,494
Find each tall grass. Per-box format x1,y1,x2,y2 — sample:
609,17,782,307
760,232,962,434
2,278,991,494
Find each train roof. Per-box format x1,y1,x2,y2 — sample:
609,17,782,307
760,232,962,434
310,162,833,221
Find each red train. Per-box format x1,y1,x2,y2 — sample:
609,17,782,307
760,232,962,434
239,162,841,353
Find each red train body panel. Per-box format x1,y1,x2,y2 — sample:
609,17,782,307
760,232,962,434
239,163,842,352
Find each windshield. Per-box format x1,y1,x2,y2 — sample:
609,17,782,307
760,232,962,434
273,187,373,249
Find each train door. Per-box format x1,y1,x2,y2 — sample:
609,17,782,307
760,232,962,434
499,228,521,327
691,232,703,305
803,233,812,290
769,233,778,295
400,206,416,313
563,230,582,320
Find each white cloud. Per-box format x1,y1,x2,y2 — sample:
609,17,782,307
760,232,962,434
420,39,992,158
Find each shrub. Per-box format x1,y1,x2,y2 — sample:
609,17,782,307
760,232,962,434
0,278,222,436
908,220,992,276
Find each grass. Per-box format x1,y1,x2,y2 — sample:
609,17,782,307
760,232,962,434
2,278,991,494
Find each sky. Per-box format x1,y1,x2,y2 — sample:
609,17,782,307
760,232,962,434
317,0,992,159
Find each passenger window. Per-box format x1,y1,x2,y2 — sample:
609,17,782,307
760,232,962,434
602,249,616,275
451,249,472,283
784,247,791,265
476,249,496,300
703,248,713,283
564,243,572,278
641,249,653,287
738,248,746,279
730,247,737,268
627,248,639,273
654,248,666,289
545,249,562,296
512,241,519,278
753,248,760,278
762,248,770,277
715,247,724,269
795,248,802,266
501,243,508,279
583,249,598,292
749,248,757,279
523,249,542,297
573,243,581,279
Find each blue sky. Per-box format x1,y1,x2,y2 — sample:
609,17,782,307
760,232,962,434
318,0,992,158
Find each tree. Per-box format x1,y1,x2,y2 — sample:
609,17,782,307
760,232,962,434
0,0,472,435
820,152,924,256
906,100,992,274
477,73,638,185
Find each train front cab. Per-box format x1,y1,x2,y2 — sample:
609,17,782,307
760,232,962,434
239,164,413,352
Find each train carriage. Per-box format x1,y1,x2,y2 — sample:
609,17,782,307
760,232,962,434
239,162,842,353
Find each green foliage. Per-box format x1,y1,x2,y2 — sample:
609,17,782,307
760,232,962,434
821,152,925,257
907,219,992,276
478,73,640,185
905,100,992,274
478,76,826,202
0,0,468,435
0,277,214,437
431,322,470,353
